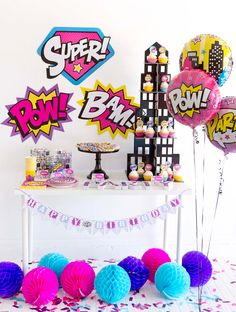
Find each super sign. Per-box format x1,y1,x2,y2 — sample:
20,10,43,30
37,27,114,85
2,86,74,142
78,81,139,139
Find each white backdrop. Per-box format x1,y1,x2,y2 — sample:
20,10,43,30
0,0,236,262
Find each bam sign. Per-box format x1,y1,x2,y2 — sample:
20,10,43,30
78,81,139,139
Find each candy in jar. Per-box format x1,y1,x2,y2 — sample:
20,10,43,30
159,120,169,138
129,164,139,181
135,118,145,137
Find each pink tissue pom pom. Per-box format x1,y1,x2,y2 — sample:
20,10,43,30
61,261,95,298
142,248,171,282
22,267,59,306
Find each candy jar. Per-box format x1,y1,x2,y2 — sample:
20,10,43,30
129,164,139,181
137,162,145,179
168,120,175,138
145,120,155,138
160,75,169,92
143,164,153,181
173,164,183,182
158,47,168,64
143,74,154,92
135,118,145,137
147,46,157,63
159,120,169,138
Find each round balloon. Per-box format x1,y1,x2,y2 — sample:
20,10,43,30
179,34,233,86
166,69,221,128
206,96,236,155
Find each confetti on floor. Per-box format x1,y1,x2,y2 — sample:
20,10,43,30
0,258,236,312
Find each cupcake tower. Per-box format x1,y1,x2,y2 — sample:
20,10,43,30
127,41,180,178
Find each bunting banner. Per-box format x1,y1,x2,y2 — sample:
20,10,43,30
22,192,182,234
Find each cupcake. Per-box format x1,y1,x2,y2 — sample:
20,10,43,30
147,46,157,63
158,47,168,64
159,120,169,138
173,164,183,182
135,118,145,137
145,121,155,138
143,170,153,181
129,171,139,181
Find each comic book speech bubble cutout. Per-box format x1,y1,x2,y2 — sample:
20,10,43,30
167,69,221,129
2,85,74,143
37,27,115,85
78,80,140,139
206,96,236,155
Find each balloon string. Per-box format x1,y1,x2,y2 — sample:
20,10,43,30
206,155,226,258
201,126,206,253
193,128,202,312
193,128,199,251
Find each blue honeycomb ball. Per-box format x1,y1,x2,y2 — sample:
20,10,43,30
38,253,69,283
95,265,131,303
182,251,212,287
118,256,149,290
155,262,190,299
0,262,24,298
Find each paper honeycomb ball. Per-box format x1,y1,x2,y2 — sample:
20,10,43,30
22,267,59,306
141,248,171,282
182,251,213,287
95,264,131,303
118,256,149,290
155,262,190,299
60,261,95,298
38,252,69,284
0,262,24,298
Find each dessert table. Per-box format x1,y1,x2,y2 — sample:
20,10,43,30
14,172,190,273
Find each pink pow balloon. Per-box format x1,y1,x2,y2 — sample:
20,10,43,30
167,69,221,129
206,96,236,155
22,267,59,307
61,261,95,298
141,248,171,283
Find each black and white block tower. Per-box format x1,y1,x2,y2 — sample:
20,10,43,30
127,42,180,177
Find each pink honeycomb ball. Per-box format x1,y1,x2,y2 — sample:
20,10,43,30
142,248,171,282
61,261,95,299
22,267,59,307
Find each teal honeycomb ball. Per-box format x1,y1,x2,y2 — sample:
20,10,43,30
95,265,131,303
155,262,190,299
38,253,69,283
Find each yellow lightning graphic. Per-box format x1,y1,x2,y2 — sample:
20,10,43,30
178,83,202,118
9,90,59,136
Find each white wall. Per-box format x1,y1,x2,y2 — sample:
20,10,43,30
0,0,236,262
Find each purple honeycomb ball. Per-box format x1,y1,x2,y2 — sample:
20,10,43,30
182,251,212,287
118,256,149,290
0,262,24,298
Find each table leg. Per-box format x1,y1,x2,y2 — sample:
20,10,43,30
21,195,29,273
163,195,168,251
28,209,33,264
176,194,182,264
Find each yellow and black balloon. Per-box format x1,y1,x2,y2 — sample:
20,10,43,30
179,34,233,87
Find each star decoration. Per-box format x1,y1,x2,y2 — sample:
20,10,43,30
74,63,83,73
192,36,201,44
225,134,230,140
